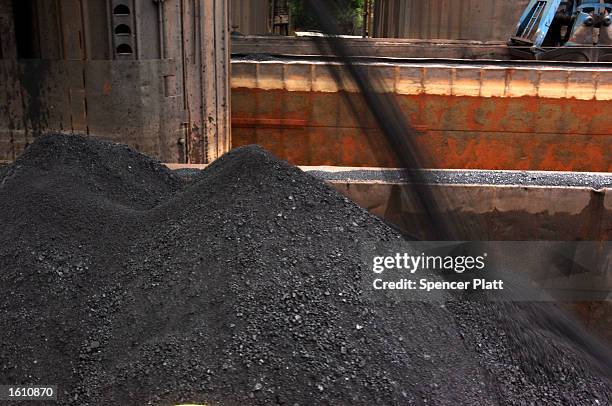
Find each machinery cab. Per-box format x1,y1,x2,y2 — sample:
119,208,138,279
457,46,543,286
509,0,612,61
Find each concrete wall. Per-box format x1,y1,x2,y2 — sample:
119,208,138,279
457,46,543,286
320,169,612,344
328,181,611,241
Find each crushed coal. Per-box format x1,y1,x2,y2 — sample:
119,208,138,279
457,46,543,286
0,134,610,405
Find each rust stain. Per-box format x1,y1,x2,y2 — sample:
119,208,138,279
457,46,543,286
102,82,112,95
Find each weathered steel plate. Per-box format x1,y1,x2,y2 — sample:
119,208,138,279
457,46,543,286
231,60,612,171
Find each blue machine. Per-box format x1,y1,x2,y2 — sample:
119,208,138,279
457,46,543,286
509,0,612,61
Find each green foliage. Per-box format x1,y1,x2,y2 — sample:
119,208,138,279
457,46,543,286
288,0,365,35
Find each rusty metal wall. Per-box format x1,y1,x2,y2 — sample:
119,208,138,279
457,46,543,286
0,0,230,164
230,0,270,35
373,0,530,41
231,60,612,171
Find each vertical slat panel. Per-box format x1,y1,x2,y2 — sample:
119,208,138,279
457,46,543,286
58,0,84,60
183,0,230,163
230,0,268,35
374,0,531,41
56,1,87,134
0,0,17,59
449,0,462,39
396,0,405,38
406,0,416,39
439,0,451,39
0,0,27,160
37,0,61,59
84,0,110,60
182,0,203,162
207,0,230,160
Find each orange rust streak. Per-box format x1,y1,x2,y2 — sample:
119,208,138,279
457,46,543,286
232,118,307,128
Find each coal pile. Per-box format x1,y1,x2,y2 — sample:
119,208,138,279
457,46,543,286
0,134,610,405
